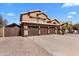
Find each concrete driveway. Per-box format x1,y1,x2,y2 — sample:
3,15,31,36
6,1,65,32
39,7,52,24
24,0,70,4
0,37,51,56
0,34,79,56
28,34,79,56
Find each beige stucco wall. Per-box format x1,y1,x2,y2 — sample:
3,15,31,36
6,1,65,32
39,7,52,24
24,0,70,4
22,14,37,22
45,19,50,23
23,26,28,36
22,14,29,21
37,19,44,23
38,14,47,19
21,14,50,23
27,18,38,23
30,12,41,17
21,11,51,24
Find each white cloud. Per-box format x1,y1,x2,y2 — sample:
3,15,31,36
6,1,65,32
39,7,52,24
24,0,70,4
69,11,77,15
6,13,15,16
68,16,72,18
62,3,79,7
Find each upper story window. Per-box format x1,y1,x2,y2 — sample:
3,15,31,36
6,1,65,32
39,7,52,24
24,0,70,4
43,19,46,22
53,22,56,24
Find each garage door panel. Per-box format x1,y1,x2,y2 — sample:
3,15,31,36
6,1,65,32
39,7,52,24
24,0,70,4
40,27,48,35
49,28,55,34
28,26,39,36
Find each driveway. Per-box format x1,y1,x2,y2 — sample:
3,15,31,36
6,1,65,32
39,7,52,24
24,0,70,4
28,34,79,56
0,37,51,56
0,34,79,56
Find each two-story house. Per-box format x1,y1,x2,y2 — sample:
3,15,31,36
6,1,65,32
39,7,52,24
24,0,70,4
20,10,60,36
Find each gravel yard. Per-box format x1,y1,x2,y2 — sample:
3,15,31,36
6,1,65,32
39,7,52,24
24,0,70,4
0,34,79,56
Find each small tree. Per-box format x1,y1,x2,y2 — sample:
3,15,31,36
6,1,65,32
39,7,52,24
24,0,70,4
0,14,8,37
61,21,73,33
65,21,73,33
0,14,8,26
73,23,79,30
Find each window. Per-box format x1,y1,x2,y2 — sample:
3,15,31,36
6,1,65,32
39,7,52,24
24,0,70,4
53,22,56,24
43,19,46,22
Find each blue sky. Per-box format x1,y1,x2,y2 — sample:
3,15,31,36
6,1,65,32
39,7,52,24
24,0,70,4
0,3,79,24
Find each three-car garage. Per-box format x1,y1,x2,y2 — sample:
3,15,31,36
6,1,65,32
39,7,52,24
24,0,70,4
23,23,58,36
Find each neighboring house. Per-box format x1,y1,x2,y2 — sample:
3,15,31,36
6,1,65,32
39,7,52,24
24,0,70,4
4,23,20,37
20,10,60,36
